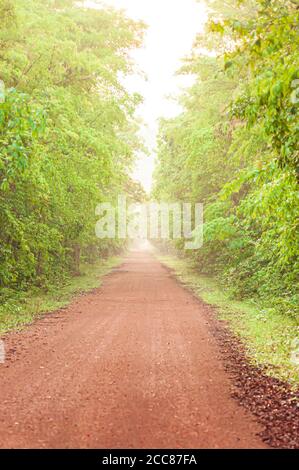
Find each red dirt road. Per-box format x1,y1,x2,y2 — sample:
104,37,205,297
0,251,267,448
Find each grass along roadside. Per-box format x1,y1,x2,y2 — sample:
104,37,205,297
0,256,122,335
157,254,299,387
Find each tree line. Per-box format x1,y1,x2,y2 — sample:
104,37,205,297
153,0,299,319
0,0,145,296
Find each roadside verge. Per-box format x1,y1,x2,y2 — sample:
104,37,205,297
0,256,122,335
156,253,299,449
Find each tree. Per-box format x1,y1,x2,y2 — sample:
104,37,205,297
153,0,299,318
0,0,145,288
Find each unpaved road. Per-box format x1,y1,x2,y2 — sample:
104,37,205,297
0,251,267,448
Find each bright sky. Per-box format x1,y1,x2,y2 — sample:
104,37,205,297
85,1,208,192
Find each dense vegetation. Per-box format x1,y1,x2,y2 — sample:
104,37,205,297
0,0,144,298
0,0,298,330
153,0,299,319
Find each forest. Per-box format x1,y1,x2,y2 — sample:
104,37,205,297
154,0,299,320
0,0,298,328
0,0,299,453
0,0,298,321
0,0,145,297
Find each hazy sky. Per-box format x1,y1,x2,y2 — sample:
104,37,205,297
85,1,208,191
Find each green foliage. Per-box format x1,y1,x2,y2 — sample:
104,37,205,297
153,0,299,319
0,0,145,293
212,0,299,174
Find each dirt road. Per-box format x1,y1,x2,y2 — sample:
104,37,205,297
0,251,266,448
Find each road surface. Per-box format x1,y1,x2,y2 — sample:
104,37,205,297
0,251,266,448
